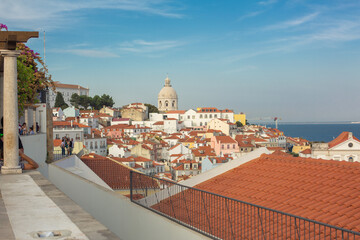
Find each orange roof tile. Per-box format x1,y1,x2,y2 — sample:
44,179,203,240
328,132,360,149
81,154,157,190
152,153,360,238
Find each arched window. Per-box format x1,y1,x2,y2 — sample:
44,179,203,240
172,101,175,107
159,101,162,108
349,156,354,162
165,101,169,107
200,122,203,126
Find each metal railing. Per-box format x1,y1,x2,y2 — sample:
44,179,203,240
130,171,360,240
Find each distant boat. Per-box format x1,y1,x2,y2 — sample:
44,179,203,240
351,121,360,124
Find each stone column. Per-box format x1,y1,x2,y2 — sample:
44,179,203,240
0,57,3,121
1,50,21,174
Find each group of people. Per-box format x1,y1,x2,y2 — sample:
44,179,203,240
60,137,74,156
19,122,40,135
0,117,39,171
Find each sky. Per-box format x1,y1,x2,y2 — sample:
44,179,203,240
1,0,360,122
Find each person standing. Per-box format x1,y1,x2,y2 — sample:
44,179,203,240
69,138,74,155
60,138,66,156
36,122,40,133
65,138,70,156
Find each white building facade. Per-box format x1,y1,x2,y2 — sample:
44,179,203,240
49,82,89,107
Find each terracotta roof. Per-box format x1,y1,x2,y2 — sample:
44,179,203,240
166,110,186,114
54,81,88,90
153,121,164,126
53,121,90,128
214,136,237,144
80,154,158,190
300,149,312,154
328,132,360,149
192,146,216,157
152,153,360,238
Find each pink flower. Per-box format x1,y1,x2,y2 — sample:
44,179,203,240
0,23,8,31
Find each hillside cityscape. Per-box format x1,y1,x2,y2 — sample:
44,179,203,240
1,1,360,239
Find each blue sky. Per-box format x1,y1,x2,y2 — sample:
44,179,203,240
1,0,360,122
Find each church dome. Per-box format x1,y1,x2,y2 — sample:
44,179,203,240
158,77,178,99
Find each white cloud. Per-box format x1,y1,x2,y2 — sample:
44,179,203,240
238,11,264,21
0,0,183,30
264,12,319,30
119,39,184,53
56,49,119,58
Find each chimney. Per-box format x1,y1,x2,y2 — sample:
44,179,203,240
349,132,353,139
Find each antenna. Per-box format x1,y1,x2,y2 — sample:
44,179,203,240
43,31,46,67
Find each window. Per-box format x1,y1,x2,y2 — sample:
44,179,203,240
95,142,98,149
233,144,235,149
55,134,60,139
187,116,190,119
200,114,203,119
205,114,207,118
159,101,162,108
165,101,169,107
172,101,175,107
349,157,354,162
192,115,195,119
209,114,212,118
200,122,203,126
76,133,80,140
214,114,217,118
222,145,224,149
227,144,230,149
90,142,93,149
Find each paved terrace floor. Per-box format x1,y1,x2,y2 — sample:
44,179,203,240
0,170,120,240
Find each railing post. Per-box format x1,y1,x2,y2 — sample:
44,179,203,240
130,171,133,201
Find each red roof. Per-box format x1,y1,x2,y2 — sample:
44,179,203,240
300,148,312,154
152,153,360,238
54,81,88,90
80,154,157,190
53,121,89,128
328,132,360,149
214,136,237,144
166,110,186,114
153,121,164,126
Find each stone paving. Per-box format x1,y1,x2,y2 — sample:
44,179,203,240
0,171,120,240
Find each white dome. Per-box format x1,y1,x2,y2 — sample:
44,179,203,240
158,77,178,99
158,86,178,99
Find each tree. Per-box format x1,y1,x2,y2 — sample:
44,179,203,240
78,95,92,109
54,92,68,110
100,94,114,108
145,103,159,113
91,95,102,110
235,121,243,127
70,93,80,108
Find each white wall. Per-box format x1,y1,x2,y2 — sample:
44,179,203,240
48,163,209,240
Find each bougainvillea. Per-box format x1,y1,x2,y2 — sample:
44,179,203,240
16,43,55,113
0,23,54,113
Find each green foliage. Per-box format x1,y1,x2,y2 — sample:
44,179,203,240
70,93,80,108
235,121,243,127
91,95,102,110
69,93,114,110
16,43,54,115
54,92,68,110
290,152,299,157
145,103,159,113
